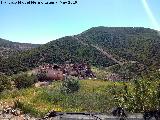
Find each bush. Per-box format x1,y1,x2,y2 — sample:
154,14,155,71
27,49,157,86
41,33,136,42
36,71,48,82
14,100,43,117
13,73,38,89
0,73,11,92
61,76,80,94
105,78,160,113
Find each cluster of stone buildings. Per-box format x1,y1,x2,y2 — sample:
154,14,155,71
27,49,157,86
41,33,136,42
32,62,96,81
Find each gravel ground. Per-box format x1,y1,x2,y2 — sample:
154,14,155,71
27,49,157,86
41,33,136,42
0,113,147,120
0,106,157,120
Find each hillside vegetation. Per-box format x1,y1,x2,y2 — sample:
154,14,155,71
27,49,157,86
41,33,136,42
0,38,40,59
0,79,159,117
0,27,160,118
0,27,160,75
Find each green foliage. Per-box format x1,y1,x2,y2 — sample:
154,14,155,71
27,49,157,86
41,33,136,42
107,62,148,81
14,100,44,117
0,73,11,92
0,79,160,116
12,73,38,89
60,76,80,94
156,83,160,107
0,38,40,59
106,78,160,113
92,67,108,80
1,27,160,75
36,71,47,82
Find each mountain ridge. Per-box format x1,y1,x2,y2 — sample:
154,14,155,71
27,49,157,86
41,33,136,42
0,38,40,58
0,26,160,75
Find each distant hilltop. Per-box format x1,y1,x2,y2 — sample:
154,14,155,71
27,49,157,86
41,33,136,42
0,38,40,59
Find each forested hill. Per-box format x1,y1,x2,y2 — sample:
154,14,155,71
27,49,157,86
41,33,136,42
0,38,40,58
78,27,160,66
1,27,160,75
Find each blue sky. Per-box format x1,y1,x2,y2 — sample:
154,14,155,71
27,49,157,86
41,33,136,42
0,0,160,44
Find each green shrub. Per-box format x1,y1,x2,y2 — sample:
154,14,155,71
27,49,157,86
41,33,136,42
14,100,44,117
36,71,47,82
0,73,11,92
105,78,160,113
61,76,80,94
13,73,38,89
